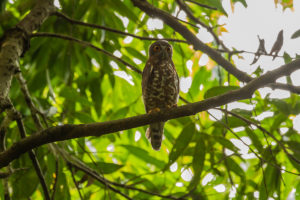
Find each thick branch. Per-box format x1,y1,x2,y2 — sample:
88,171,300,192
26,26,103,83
0,58,299,168
131,0,299,95
0,0,55,108
130,0,252,82
176,0,228,50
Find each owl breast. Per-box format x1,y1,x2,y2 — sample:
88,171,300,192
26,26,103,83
144,62,179,112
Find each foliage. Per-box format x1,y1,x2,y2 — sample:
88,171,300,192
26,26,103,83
0,0,299,199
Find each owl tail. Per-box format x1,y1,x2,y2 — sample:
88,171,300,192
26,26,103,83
146,122,165,151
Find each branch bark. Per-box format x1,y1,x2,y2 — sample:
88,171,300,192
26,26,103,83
175,0,228,50
130,0,299,95
0,58,299,169
0,0,55,110
130,0,252,82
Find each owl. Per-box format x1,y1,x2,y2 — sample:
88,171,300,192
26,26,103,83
142,40,180,150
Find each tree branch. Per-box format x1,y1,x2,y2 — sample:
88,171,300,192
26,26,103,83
31,32,142,74
30,32,300,97
14,108,51,200
16,73,44,130
176,0,229,50
0,58,299,168
57,146,180,200
68,165,83,200
130,0,252,82
130,0,300,95
268,82,300,94
216,108,300,165
53,11,187,43
0,0,55,108
56,146,134,200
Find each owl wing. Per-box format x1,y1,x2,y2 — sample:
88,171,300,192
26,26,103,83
171,60,180,96
142,60,153,112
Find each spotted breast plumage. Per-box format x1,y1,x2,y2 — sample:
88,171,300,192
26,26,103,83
142,40,179,150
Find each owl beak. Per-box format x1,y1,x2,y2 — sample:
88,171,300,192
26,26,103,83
161,49,168,60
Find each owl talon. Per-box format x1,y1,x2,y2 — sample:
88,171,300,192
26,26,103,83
148,108,161,113
167,104,177,109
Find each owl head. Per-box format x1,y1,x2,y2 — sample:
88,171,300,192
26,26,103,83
149,40,173,63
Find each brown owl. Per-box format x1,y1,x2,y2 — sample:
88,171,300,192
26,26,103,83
142,40,179,150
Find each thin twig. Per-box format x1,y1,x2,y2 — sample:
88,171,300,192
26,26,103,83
216,108,300,165
14,110,51,200
176,0,229,50
216,49,293,59
70,163,134,200
260,160,269,198
56,146,181,200
208,112,300,176
69,165,84,200
16,74,44,130
184,0,217,10
31,32,142,74
51,160,59,200
53,11,187,43
0,167,28,179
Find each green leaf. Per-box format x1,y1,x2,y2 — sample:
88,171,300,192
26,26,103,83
87,162,124,174
253,66,263,76
296,181,300,200
125,47,146,62
12,168,39,199
54,169,71,200
0,181,4,200
60,87,90,107
230,108,252,119
108,0,139,22
109,106,129,120
226,157,245,177
188,133,206,190
189,67,210,97
89,76,103,115
204,86,240,99
221,116,248,128
291,29,300,39
245,128,263,153
269,99,290,115
213,135,238,152
283,52,292,64
121,145,165,168
232,0,247,7
74,112,95,123
197,0,228,15
168,123,195,164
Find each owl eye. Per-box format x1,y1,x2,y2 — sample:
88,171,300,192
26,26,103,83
166,46,171,52
153,45,161,52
